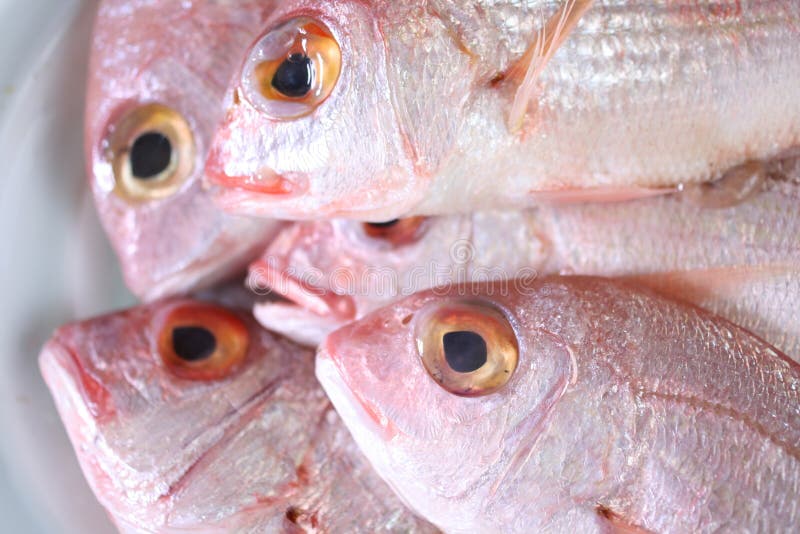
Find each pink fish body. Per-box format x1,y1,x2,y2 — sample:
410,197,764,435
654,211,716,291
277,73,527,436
208,0,800,220
251,157,800,358
318,277,800,533
86,0,281,300
40,299,435,533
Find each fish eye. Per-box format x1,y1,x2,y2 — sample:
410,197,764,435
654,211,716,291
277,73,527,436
156,302,249,381
242,17,342,119
361,217,427,246
415,300,518,397
107,103,195,202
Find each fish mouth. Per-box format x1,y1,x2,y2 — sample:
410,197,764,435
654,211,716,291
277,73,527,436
39,337,114,421
315,347,397,442
205,149,306,197
316,351,421,516
39,338,116,507
253,300,344,347
248,259,356,321
206,166,300,196
128,223,278,302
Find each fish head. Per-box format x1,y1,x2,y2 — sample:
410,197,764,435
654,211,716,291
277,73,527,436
250,215,474,345
86,1,279,300
40,298,327,531
316,279,575,528
252,212,549,345
207,0,477,220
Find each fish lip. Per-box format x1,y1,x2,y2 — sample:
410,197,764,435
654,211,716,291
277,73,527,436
39,340,119,516
40,337,115,420
253,300,345,347
315,347,397,442
207,168,299,196
205,151,307,197
249,259,356,320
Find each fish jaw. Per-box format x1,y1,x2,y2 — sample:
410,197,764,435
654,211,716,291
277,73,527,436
246,214,453,345
246,222,365,345
315,305,473,529
254,301,345,347
316,345,442,527
38,328,173,527
248,259,356,320
39,339,119,511
117,206,281,302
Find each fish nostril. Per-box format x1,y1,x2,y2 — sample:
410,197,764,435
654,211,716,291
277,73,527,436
284,506,318,530
285,506,301,524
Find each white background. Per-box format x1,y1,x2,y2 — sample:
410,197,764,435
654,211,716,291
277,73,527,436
0,0,134,531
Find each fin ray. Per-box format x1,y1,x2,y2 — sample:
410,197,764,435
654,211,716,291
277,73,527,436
508,0,595,132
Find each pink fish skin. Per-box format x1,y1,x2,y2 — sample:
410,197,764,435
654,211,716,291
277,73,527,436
86,1,282,300
251,157,800,358
207,0,800,220
39,299,435,533
317,277,800,533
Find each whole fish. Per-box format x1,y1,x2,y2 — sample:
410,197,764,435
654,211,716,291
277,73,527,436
249,156,800,357
207,0,800,220
86,0,281,300
317,277,800,533
39,299,435,533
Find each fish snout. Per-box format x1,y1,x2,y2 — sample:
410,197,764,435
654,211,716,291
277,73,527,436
39,338,115,421
316,343,398,441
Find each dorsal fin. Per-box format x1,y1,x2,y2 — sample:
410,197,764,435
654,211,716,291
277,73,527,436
507,0,594,132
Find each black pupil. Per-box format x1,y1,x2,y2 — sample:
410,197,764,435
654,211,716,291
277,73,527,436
272,53,313,98
367,219,400,230
442,331,487,373
130,132,172,179
172,326,217,362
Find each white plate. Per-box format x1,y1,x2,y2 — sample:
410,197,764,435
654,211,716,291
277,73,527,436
0,0,134,531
